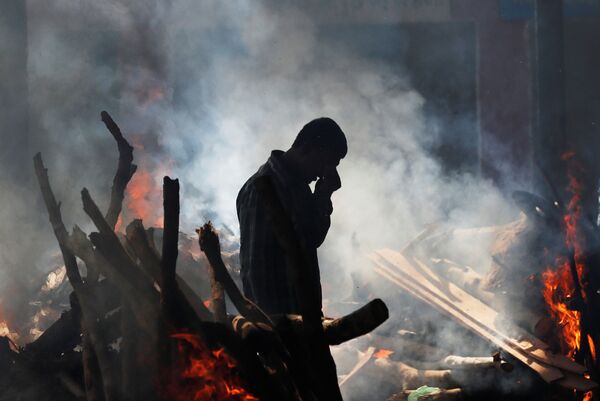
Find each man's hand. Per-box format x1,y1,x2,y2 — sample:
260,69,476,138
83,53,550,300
315,166,341,196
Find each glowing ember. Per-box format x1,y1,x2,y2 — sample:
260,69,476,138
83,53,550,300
166,333,258,401
583,391,593,401
374,348,394,359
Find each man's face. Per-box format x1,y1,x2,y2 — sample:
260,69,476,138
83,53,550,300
303,146,341,182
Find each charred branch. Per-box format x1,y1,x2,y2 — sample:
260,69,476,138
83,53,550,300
34,154,117,401
161,177,180,324
197,222,272,326
101,111,137,230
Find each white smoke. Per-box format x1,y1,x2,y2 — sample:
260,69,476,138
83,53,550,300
3,0,525,397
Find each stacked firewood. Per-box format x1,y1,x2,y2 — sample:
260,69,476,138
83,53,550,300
1,111,390,401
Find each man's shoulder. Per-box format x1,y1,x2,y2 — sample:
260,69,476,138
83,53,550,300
237,159,272,206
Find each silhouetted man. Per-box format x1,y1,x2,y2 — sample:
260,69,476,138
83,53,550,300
237,118,347,315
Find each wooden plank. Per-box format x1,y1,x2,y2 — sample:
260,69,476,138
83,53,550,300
374,249,587,375
371,261,565,384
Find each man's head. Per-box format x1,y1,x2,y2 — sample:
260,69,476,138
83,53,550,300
287,117,347,183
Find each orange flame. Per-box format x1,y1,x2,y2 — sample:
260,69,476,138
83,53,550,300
374,349,394,359
166,333,259,401
542,260,581,357
542,156,588,359
124,165,165,228
0,307,18,343
588,334,597,362
583,391,593,401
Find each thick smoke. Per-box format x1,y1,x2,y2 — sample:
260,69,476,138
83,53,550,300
2,0,524,396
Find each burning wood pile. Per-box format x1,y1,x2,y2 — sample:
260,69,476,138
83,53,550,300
367,157,600,401
0,112,389,401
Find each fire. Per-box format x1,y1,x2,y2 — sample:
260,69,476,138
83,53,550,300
542,261,581,357
0,308,19,343
374,348,394,359
166,333,258,401
588,334,597,362
542,154,589,359
583,391,593,401
124,164,165,228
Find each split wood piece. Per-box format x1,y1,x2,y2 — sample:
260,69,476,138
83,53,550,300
34,153,117,401
377,250,587,375
254,175,342,401
101,110,137,230
125,219,212,321
371,261,563,384
371,249,596,390
387,388,463,401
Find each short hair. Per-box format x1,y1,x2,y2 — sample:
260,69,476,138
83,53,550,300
291,117,347,158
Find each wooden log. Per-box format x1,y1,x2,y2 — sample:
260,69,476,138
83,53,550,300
100,110,137,230
271,300,388,346
67,225,159,335
254,175,342,401
34,153,116,401
197,222,272,326
80,189,157,298
33,153,83,289
160,176,180,323
125,219,212,321
323,299,388,345
208,262,227,323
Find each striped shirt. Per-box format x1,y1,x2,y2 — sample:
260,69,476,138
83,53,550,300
236,150,332,315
